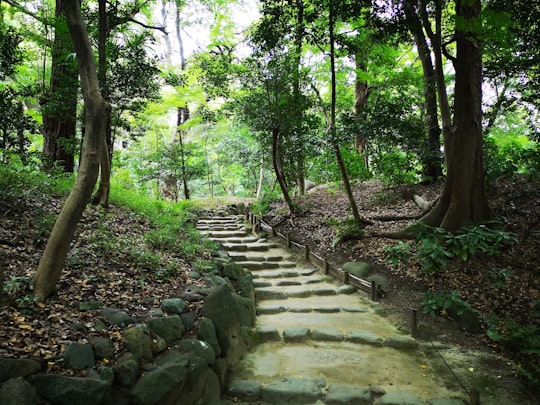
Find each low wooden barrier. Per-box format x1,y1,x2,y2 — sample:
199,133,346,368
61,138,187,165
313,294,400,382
247,211,382,301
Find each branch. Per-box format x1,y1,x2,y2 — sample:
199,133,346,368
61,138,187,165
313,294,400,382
3,0,50,25
128,18,168,35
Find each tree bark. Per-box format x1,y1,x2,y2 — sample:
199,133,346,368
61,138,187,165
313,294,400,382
329,0,369,227
41,0,77,173
404,0,442,181
354,54,370,169
272,126,294,213
419,0,491,231
33,0,109,301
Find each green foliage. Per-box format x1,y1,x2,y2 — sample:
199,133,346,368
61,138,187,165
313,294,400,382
484,268,514,288
410,222,517,275
383,241,411,266
421,290,476,318
329,216,366,247
372,151,419,186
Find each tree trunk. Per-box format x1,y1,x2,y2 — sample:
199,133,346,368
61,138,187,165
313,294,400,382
177,106,190,200
419,0,491,232
41,0,77,173
354,54,370,169
404,0,442,181
33,0,109,301
91,0,112,207
272,126,294,213
329,1,368,227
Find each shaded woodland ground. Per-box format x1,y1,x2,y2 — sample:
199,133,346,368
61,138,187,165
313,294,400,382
0,175,539,400
262,176,540,398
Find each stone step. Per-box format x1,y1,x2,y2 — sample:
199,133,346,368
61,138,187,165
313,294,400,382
251,268,318,279
201,230,249,238
229,252,285,262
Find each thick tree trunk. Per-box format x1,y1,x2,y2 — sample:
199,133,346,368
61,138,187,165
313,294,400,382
41,0,77,173
272,126,294,213
404,0,442,181
419,0,491,232
33,0,109,301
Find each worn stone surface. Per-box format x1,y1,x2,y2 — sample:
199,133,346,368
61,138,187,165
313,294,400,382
347,331,384,346
175,339,216,366
28,374,109,405
100,307,135,327
162,298,188,314
197,317,222,357
0,358,41,382
376,391,426,405
383,336,419,350
123,326,153,364
342,261,371,278
256,325,281,342
311,327,344,342
261,378,324,404
428,400,467,405
146,315,184,344
226,380,263,401
201,284,247,366
283,327,311,342
63,343,95,370
79,301,104,311
324,384,372,405
112,352,139,388
130,360,188,405
0,377,38,405
90,336,115,359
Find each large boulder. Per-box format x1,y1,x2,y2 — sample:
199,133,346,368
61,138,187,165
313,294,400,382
28,374,109,405
130,357,188,405
342,262,371,278
0,377,39,405
146,315,184,344
0,358,41,382
197,318,222,357
201,284,248,366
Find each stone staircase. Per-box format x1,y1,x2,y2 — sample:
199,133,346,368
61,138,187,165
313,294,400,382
197,214,469,405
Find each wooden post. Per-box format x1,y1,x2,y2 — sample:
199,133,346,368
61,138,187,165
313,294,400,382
323,259,329,275
270,226,275,237
287,233,291,248
411,309,418,338
470,389,480,405
371,281,377,301
343,271,350,285
304,245,310,261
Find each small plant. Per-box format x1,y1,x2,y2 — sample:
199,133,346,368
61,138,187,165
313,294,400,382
421,290,475,318
446,223,517,260
415,238,453,275
383,241,411,266
331,216,366,246
484,268,514,288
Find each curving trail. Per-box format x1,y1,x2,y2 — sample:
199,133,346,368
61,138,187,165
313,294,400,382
197,212,505,405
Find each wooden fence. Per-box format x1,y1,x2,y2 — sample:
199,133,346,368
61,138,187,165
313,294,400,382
246,211,383,301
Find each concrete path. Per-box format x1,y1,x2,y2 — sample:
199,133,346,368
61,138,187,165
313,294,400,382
197,215,487,404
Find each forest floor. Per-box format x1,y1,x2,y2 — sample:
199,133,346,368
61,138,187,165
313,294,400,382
0,176,539,401
261,175,540,401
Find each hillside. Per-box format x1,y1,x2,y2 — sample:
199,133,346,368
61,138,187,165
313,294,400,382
262,176,540,394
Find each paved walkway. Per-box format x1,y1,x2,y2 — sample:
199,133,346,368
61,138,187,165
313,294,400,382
196,214,490,404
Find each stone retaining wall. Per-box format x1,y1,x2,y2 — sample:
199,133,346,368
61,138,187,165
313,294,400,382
0,208,254,405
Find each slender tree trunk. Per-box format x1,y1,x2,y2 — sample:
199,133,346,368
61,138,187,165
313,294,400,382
33,0,109,301
419,0,491,231
420,0,452,158
404,0,442,181
177,107,190,200
256,157,264,200
354,55,370,169
91,0,111,206
272,126,294,213
329,1,368,226
41,0,77,173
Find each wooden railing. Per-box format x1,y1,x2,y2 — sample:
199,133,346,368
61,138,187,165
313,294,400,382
245,210,383,301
